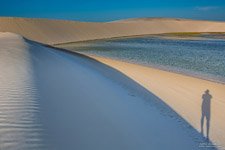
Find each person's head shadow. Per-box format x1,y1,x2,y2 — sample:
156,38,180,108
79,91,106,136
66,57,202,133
201,89,212,140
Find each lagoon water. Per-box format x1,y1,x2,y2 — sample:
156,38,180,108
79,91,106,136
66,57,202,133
62,36,225,83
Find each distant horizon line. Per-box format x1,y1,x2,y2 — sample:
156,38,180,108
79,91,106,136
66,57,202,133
1,16,225,23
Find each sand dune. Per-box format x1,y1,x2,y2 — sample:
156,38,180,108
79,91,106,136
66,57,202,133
0,17,225,44
89,55,225,150
1,32,215,150
1,16,225,149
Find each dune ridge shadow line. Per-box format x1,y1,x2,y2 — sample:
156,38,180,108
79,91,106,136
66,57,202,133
26,39,217,149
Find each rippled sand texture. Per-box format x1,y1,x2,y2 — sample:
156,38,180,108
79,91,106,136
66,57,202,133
0,34,44,149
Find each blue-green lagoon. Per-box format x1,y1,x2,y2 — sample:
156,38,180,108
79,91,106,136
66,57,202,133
59,35,225,84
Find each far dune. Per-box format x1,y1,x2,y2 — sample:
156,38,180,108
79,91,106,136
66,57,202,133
0,17,225,44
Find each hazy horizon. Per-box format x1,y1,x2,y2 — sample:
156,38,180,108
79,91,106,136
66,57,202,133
1,16,225,23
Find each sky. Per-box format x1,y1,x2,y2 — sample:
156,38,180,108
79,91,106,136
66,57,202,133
1,0,225,22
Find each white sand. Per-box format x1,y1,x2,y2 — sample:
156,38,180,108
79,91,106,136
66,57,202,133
0,17,225,44
89,55,225,150
0,32,215,150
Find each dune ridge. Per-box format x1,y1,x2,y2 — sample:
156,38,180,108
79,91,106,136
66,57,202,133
1,17,225,44
89,55,225,150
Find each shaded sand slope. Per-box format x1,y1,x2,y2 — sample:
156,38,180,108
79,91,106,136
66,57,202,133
0,32,215,150
1,17,225,44
90,55,225,150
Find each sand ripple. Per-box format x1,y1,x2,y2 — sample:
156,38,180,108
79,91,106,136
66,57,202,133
0,40,44,150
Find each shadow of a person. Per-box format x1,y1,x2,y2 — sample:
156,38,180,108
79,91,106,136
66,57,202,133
201,89,212,139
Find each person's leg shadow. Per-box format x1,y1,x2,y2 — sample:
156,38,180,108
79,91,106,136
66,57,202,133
201,89,212,140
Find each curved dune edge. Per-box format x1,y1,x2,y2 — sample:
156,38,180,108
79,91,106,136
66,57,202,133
88,55,225,149
1,32,218,150
1,17,225,44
